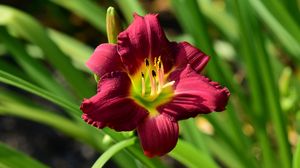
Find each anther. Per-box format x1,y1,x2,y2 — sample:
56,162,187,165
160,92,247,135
145,59,149,67
152,70,156,77
141,72,144,78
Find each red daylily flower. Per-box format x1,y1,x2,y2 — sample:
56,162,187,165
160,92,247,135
80,14,230,157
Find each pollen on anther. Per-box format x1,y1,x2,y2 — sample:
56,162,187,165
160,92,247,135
145,59,149,66
152,70,156,77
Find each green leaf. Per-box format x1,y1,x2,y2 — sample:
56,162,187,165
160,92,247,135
249,0,300,60
50,0,106,33
0,59,33,82
48,29,93,72
92,138,137,168
169,140,218,168
197,0,239,42
180,119,209,153
231,0,291,167
0,5,93,98
0,70,80,116
115,0,146,23
204,136,246,168
261,0,300,45
0,142,49,168
0,98,92,148
0,27,74,101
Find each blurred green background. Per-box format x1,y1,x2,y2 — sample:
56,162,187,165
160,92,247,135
0,0,300,168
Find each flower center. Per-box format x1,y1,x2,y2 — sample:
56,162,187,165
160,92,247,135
130,57,174,117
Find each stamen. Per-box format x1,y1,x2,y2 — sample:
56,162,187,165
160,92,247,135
141,72,145,97
155,58,160,76
150,70,157,96
159,68,164,86
157,57,164,93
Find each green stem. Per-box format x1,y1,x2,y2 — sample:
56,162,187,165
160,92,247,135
92,138,137,168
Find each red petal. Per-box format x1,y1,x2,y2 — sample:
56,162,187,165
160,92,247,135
137,114,179,157
86,44,124,76
175,42,210,73
80,71,148,131
117,14,174,74
158,65,230,120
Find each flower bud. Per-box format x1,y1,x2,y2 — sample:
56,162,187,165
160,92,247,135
106,7,122,44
